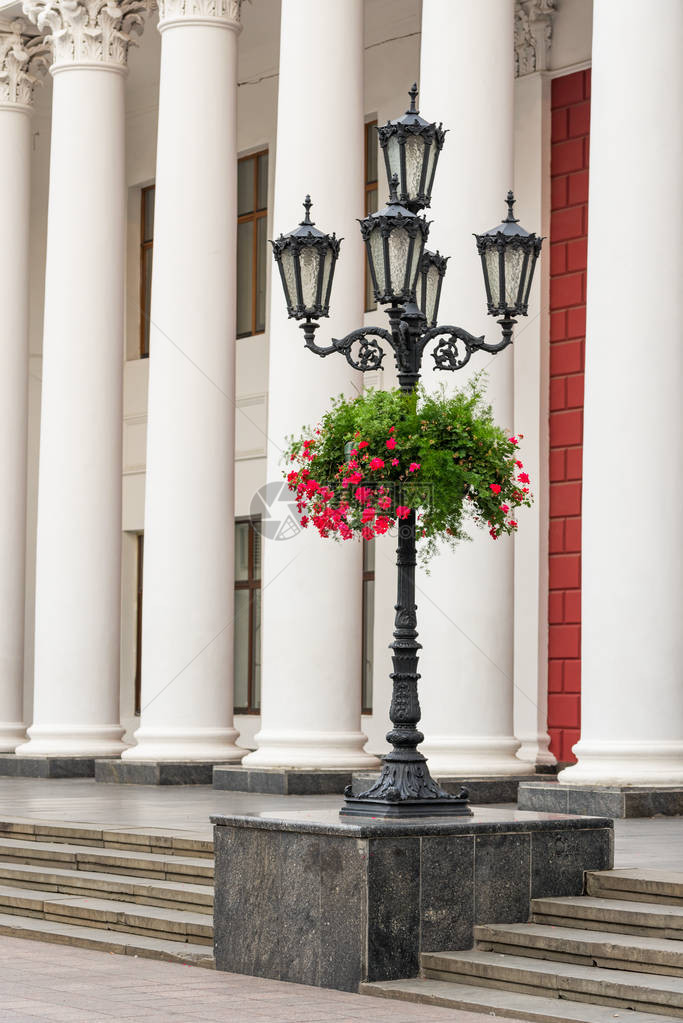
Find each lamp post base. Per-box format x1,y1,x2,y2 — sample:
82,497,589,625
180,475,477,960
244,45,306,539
340,794,472,818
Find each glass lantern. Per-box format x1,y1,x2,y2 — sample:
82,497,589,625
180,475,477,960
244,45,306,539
377,83,446,213
359,174,429,305
475,191,543,319
417,250,449,327
271,196,341,320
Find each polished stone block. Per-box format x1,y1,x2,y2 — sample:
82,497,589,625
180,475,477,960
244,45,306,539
0,754,98,779
212,805,613,992
518,781,683,818
213,765,352,795
94,760,215,786
352,771,539,804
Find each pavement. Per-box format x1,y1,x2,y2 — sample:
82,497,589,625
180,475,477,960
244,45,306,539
0,777,679,1022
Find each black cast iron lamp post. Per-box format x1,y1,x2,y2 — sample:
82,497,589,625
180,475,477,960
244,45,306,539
271,85,542,818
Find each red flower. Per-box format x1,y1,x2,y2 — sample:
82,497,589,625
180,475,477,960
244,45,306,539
374,516,390,535
361,507,376,523
509,520,518,528
345,471,362,486
300,516,309,528
408,462,420,473
489,483,502,495
515,460,523,469
518,472,530,484
358,440,369,449
388,426,395,433
508,436,518,446
361,525,374,541
396,506,411,519
386,437,397,450
378,495,391,510
391,458,399,467
369,457,385,471
500,503,509,513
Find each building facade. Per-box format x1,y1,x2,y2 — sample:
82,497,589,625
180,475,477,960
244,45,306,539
1,0,682,786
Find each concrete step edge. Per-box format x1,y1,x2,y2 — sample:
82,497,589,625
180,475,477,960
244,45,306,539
0,820,213,856
0,836,214,877
0,861,213,906
420,949,683,1002
360,977,671,1023
0,911,215,968
474,922,683,964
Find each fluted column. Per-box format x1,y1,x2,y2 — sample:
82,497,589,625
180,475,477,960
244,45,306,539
0,22,47,751
17,0,145,756
243,0,377,769
124,0,243,761
559,0,683,786
416,0,533,776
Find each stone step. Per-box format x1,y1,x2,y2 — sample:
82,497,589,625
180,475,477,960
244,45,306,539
475,922,683,977
0,910,214,968
360,977,671,1023
587,869,683,907
0,836,213,882
532,896,683,939
0,861,213,913
0,883,213,944
0,819,213,858
421,949,683,1016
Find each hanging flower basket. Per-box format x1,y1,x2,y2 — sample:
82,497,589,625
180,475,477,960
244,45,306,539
284,377,533,563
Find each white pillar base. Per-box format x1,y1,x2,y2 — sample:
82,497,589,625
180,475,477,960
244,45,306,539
558,740,683,787
420,736,535,777
0,724,27,753
121,727,244,763
242,730,379,771
16,724,126,758
516,733,557,768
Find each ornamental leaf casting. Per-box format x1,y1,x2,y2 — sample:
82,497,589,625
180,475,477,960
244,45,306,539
0,20,49,105
23,0,147,68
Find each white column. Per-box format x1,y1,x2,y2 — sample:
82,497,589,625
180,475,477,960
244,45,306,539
416,0,533,776
559,0,683,786
124,0,243,762
17,0,141,757
0,24,46,751
243,0,378,769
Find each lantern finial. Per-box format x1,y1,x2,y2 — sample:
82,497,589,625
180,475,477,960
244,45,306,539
301,195,314,226
504,190,519,224
407,82,419,114
389,173,400,203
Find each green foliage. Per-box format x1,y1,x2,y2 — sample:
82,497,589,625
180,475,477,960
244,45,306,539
284,375,533,563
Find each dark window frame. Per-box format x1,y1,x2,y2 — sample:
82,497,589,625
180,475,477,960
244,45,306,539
237,149,269,339
361,538,375,714
234,516,262,715
139,185,155,359
364,120,378,313
134,534,144,716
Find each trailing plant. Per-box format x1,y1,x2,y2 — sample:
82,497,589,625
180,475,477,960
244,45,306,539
284,376,532,563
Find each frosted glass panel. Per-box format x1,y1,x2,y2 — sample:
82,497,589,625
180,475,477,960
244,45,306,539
281,247,297,308
408,234,423,293
320,248,333,310
370,228,386,292
404,136,425,198
386,136,401,183
504,246,525,307
425,264,440,324
299,247,320,309
388,227,410,294
485,249,501,307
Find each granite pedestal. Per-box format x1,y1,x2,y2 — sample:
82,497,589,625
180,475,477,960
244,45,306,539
213,765,353,795
519,780,683,818
352,771,540,804
95,760,216,785
0,754,101,779
211,806,613,992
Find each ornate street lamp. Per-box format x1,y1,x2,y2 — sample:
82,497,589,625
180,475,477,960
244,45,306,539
377,83,446,212
271,85,543,818
417,249,449,328
271,195,341,320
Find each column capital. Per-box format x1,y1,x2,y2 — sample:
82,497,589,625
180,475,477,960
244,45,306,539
514,0,557,77
0,18,49,107
157,0,241,31
22,0,146,72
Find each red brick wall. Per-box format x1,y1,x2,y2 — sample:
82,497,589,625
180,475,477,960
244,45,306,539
547,70,590,764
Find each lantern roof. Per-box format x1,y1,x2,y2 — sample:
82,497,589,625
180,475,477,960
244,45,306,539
480,191,535,239
378,83,446,146
276,196,332,243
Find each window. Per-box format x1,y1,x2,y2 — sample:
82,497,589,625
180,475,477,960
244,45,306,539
364,121,378,312
234,518,262,713
134,534,144,716
237,150,269,338
362,538,375,713
139,186,155,358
